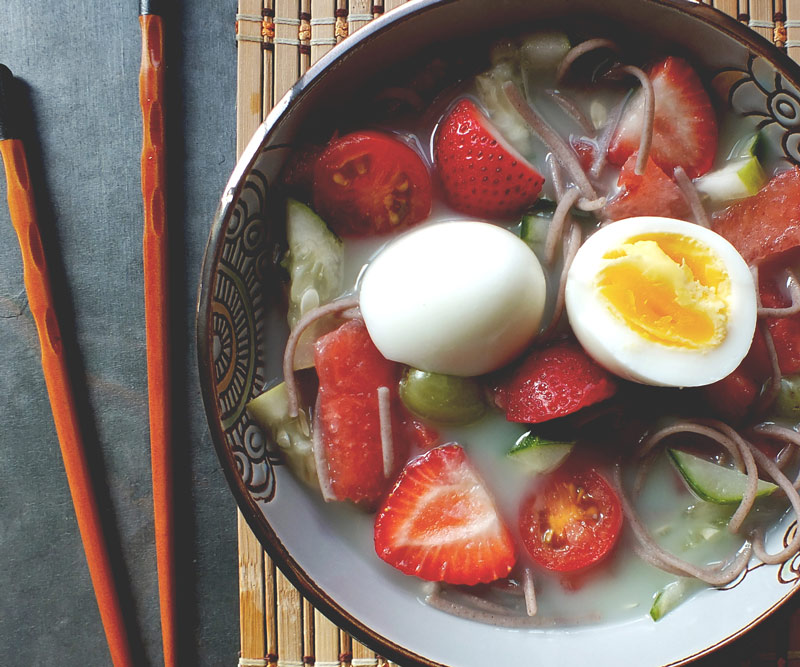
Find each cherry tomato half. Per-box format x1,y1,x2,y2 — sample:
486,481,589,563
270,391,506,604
312,131,432,237
519,466,623,572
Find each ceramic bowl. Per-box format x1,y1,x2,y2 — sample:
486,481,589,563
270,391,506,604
197,1,800,664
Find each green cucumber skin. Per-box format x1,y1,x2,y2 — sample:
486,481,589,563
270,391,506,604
668,449,777,504
247,383,320,490
694,157,766,202
650,579,704,621
508,432,574,474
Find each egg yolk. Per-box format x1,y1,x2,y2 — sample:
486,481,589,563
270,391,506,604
596,233,731,349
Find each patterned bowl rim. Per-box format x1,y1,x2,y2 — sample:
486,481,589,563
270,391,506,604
197,1,800,665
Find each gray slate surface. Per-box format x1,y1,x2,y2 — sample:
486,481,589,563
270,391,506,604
0,2,238,665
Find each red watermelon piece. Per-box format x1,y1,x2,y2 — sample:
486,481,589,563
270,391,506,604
759,264,800,374
712,168,800,266
604,153,691,222
314,319,408,506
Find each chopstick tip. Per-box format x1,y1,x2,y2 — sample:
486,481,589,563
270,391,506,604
0,64,21,142
140,0,164,16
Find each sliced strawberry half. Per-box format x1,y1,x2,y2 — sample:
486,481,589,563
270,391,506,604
374,444,516,585
604,153,691,222
434,98,544,218
503,341,618,424
608,56,717,179
314,319,407,507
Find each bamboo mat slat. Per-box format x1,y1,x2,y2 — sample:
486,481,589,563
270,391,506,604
788,0,800,60
310,0,337,63
749,0,775,40
233,2,800,666
713,0,740,19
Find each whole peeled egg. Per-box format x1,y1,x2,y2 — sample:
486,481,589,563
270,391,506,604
358,221,546,376
565,216,757,387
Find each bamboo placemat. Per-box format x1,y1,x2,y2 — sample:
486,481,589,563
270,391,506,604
233,1,800,666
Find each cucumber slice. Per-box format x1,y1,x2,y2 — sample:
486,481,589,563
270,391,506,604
476,31,570,157
247,382,319,490
475,63,534,158
489,38,518,66
729,131,761,160
668,449,777,504
519,209,551,250
285,198,344,369
650,579,705,621
508,432,574,474
519,199,593,251
694,156,766,203
519,31,571,75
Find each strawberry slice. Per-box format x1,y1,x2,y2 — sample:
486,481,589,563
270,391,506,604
434,99,544,218
314,319,408,507
604,153,691,222
608,56,717,179
503,341,618,424
712,168,800,266
374,444,516,585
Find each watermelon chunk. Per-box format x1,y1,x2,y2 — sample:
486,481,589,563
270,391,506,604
702,320,774,421
702,367,759,422
712,168,800,265
759,264,800,374
400,414,440,452
604,154,691,222
571,136,597,172
314,319,408,506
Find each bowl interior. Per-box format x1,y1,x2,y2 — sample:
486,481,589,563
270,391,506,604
197,1,800,665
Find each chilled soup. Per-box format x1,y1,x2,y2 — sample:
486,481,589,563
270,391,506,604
249,28,800,628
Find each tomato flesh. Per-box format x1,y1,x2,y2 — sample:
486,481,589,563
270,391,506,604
519,466,622,572
313,131,432,237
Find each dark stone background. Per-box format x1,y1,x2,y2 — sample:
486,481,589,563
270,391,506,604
0,1,238,664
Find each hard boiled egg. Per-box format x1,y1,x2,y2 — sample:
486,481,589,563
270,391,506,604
565,217,757,387
359,221,546,376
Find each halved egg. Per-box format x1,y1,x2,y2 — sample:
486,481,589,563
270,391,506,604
565,217,757,387
359,221,547,376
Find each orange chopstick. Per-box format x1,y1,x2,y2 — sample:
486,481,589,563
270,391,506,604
0,65,135,667
139,4,177,666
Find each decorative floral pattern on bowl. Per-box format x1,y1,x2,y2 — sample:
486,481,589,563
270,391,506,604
207,164,277,501
713,54,800,165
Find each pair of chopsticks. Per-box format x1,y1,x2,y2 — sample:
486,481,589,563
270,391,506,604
0,3,176,665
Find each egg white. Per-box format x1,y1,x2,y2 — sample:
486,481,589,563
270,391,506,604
565,217,757,387
358,221,547,376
